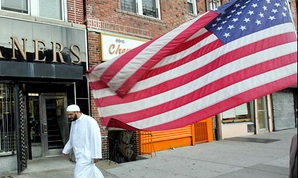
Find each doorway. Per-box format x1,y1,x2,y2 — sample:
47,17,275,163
255,96,269,133
28,93,68,158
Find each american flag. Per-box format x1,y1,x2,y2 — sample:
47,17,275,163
87,0,297,131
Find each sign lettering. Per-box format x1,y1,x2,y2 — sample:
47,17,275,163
0,37,82,64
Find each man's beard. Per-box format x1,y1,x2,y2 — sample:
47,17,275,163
68,114,78,122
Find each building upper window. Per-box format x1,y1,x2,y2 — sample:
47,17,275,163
0,0,67,21
187,0,197,15
121,0,160,19
206,0,221,11
1,0,28,13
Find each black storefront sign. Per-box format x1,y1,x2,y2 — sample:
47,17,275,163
0,17,87,80
0,61,83,80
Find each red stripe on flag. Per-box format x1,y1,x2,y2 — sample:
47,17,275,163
97,39,156,89
143,32,297,79
93,32,296,108
95,53,296,123
89,80,108,90
144,74,297,131
88,0,298,131
89,32,296,92
101,12,219,96
171,30,213,54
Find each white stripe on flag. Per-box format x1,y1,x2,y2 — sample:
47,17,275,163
129,63,297,128
106,12,212,90
93,23,295,98
99,40,296,116
151,28,211,69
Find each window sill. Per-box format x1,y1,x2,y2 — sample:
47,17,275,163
115,8,164,24
0,151,14,157
222,120,253,124
186,12,198,17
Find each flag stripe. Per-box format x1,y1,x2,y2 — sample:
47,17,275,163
143,74,297,131
93,31,297,127
89,23,295,93
142,32,296,81
89,32,218,91
95,54,296,123
128,65,297,129
86,38,156,84
88,30,217,91
87,29,213,87
93,12,218,94
87,0,298,130
92,31,296,106
96,39,296,108
152,28,213,69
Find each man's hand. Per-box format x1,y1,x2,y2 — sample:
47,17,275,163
62,153,68,158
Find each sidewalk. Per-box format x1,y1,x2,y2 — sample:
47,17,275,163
106,128,296,178
0,157,119,178
1,128,296,178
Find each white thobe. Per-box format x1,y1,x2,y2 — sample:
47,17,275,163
62,114,104,178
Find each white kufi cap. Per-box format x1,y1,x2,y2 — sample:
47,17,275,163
66,104,80,112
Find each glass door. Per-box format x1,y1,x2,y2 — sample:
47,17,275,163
255,96,269,132
39,93,68,157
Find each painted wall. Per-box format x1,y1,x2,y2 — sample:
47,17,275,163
272,89,296,130
221,122,254,139
0,155,17,174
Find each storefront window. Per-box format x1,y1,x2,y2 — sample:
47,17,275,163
28,94,41,143
222,103,253,123
0,83,16,156
76,76,90,115
66,77,90,115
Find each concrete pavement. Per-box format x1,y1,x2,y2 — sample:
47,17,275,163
1,128,296,178
106,128,296,178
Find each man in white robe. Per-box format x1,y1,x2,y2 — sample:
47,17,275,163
62,104,104,178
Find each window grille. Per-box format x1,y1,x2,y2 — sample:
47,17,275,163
142,6,158,18
121,0,159,19
187,0,194,14
206,0,221,11
0,83,16,156
142,0,158,18
121,0,137,13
